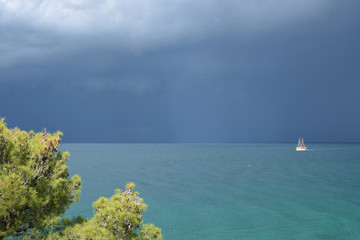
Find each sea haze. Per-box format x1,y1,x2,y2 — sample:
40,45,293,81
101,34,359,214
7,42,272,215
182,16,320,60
64,144,360,240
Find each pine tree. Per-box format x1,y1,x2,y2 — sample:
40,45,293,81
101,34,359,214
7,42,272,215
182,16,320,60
0,119,161,239
0,118,81,238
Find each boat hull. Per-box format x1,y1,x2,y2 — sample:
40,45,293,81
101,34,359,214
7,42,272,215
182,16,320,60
296,147,307,151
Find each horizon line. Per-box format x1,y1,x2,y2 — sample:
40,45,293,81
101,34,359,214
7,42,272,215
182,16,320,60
61,141,360,144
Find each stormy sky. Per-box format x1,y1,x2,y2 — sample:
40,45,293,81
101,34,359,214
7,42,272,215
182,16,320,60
1,0,360,143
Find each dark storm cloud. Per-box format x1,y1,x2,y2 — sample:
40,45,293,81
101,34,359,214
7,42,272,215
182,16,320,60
0,0,331,68
1,0,360,142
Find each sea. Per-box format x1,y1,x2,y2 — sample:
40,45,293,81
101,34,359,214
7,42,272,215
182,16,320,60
63,144,360,240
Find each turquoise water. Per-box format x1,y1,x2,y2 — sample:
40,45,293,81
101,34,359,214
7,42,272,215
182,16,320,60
64,144,360,239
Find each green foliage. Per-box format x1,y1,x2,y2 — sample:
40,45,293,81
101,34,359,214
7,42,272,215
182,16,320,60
56,183,162,240
0,118,81,238
140,224,162,240
0,119,161,239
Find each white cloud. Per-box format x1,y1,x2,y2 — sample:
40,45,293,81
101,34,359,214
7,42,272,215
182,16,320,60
1,0,330,37
0,0,331,67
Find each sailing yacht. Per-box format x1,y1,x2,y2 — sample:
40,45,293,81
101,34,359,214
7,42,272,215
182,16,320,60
296,137,307,151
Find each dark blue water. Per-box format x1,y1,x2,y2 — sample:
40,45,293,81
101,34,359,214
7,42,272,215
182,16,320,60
64,144,360,239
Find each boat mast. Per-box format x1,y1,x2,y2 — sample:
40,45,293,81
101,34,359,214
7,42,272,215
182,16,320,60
302,137,304,147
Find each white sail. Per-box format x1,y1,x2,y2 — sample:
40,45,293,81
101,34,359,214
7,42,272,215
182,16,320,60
296,137,307,151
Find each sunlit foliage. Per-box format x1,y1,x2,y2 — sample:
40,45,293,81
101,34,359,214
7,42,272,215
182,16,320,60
0,118,81,238
0,119,161,239
52,183,162,240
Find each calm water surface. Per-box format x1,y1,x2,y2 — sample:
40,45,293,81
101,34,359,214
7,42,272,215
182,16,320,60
64,144,360,240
